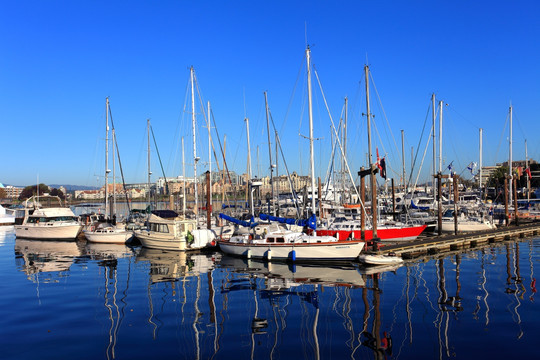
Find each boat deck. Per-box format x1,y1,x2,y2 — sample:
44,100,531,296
365,220,540,259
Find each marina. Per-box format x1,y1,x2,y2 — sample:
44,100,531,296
1,225,539,359
3,2,540,359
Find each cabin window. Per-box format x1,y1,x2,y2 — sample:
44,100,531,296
276,237,285,243
267,238,275,243
150,223,169,233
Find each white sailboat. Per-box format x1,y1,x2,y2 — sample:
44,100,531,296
83,98,132,244
134,68,216,251
218,46,365,261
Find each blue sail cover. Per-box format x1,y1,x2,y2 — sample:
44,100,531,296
259,213,317,231
219,213,258,228
410,200,430,211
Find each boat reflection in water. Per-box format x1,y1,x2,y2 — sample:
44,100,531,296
9,233,538,359
14,238,83,281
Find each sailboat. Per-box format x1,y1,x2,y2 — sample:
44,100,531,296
83,98,132,244
218,46,365,261
134,68,217,251
316,65,426,242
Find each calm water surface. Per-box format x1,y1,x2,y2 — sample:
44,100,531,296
1,226,538,359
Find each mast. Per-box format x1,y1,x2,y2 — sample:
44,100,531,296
245,117,253,217
343,97,348,200
182,136,186,217
191,67,199,217
306,46,317,231
438,100,443,173
365,65,377,238
207,101,212,212
432,94,436,178
105,97,110,219
509,105,513,204
264,91,275,215
479,128,483,195
526,139,530,202
401,130,406,192
147,119,151,206
112,128,116,219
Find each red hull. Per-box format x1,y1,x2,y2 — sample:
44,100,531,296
316,224,426,242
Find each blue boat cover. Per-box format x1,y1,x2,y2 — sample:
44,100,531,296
259,213,317,230
219,213,258,228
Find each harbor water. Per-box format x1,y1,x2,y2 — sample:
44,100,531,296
1,226,539,359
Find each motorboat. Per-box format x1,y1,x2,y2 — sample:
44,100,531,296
134,212,217,251
14,195,83,240
358,252,404,266
0,204,16,226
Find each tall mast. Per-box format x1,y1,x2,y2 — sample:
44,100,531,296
191,67,199,217
526,139,530,202
438,100,443,173
401,130,406,191
207,101,212,211
432,94,436,178
105,97,110,219
147,119,151,206
343,97,348,198
479,128,483,193
245,117,253,217
306,47,317,228
264,91,275,215
112,128,116,218
509,105,513,204
365,65,377,238
182,136,186,217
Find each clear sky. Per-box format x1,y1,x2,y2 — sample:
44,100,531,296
2,1,539,188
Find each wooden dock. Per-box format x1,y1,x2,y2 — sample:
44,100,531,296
368,221,540,260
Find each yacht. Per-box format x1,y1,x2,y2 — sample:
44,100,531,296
15,195,83,240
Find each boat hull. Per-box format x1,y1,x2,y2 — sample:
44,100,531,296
134,231,187,251
316,224,426,242
15,223,83,240
218,240,365,261
439,221,495,233
358,254,404,265
83,229,132,244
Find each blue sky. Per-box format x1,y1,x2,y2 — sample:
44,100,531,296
2,1,539,188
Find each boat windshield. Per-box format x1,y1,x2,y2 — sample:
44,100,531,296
27,216,78,223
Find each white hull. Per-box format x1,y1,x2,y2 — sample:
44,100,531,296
358,253,404,266
135,231,187,251
440,220,494,233
15,223,83,240
218,240,364,261
83,229,132,244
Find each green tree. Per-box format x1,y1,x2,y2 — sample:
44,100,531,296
18,184,50,201
486,166,508,188
50,188,65,200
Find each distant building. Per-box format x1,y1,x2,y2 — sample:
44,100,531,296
4,185,23,199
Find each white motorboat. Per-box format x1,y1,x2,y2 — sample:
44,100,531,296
83,222,132,244
358,252,404,266
14,195,83,240
0,204,16,226
134,213,217,251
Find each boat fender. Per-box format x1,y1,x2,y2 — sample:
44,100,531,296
210,240,216,247
267,248,272,260
290,250,296,261
186,231,194,244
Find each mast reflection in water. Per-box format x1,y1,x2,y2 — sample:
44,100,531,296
2,228,539,359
